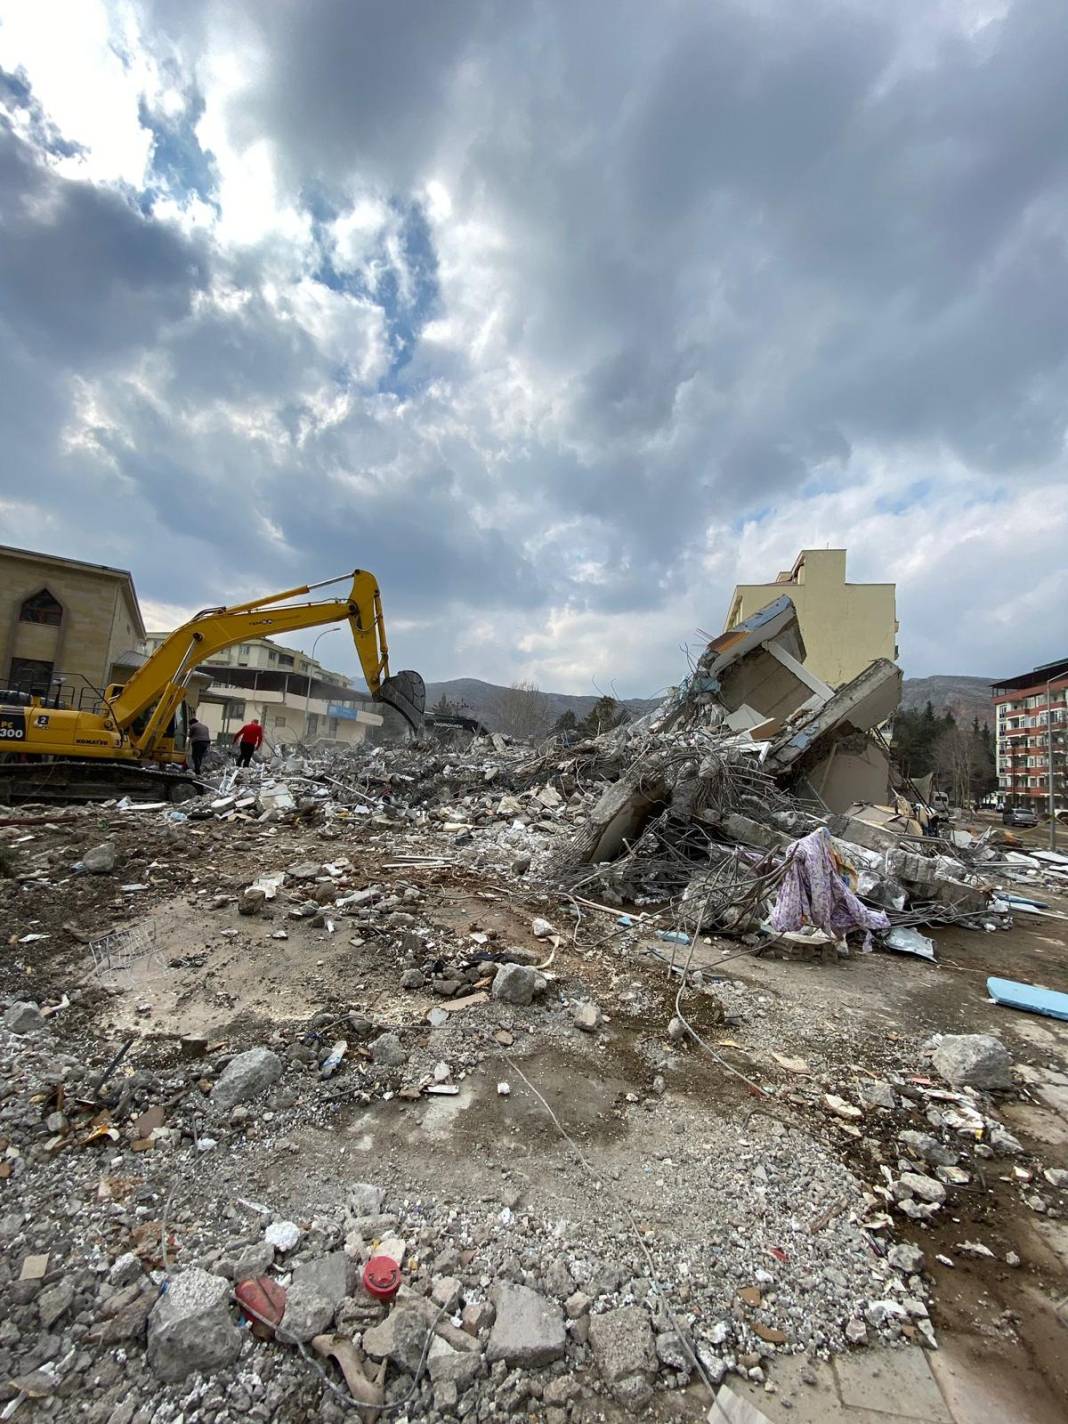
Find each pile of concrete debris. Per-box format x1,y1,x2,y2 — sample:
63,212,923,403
94,593,1038,971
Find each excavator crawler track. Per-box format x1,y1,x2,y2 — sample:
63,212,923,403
0,759,199,806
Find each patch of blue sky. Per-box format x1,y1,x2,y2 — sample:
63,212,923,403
310,196,439,395
873,477,933,515
139,92,219,211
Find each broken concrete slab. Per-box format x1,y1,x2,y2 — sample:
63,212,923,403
147,1268,242,1382
486,1283,565,1367
589,1305,657,1404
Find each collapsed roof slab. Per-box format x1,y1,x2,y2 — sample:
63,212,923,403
695,595,830,725
764,657,902,786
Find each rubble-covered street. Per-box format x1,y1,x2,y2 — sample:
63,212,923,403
3,653,1068,1424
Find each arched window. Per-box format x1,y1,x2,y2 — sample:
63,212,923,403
19,589,63,626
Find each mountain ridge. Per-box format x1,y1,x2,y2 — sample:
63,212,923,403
426,672,996,732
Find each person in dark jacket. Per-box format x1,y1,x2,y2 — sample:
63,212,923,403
188,716,212,774
233,717,264,767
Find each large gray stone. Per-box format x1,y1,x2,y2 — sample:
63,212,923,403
486,1283,565,1367
369,1032,408,1068
233,1242,275,1281
363,1302,437,1373
347,1182,385,1216
589,1306,657,1390
210,1048,283,1114
292,1251,353,1303
931,1034,1013,1090
428,1338,482,1389
80,842,117,874
491,963,545,1007
4,1002,44,1035
281,1252,354,1343
37,1281,74,1330
147,1269,242,1382
573,1002,602,1033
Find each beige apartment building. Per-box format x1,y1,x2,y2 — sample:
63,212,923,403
146,632,381,746
143,632,350,687
0,543,145,702
724,549,897,689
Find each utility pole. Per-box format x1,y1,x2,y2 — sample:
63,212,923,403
304,628,339,740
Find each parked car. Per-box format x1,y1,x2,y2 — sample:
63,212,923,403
1002,806,1039,828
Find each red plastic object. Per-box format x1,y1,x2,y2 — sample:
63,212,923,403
236,1276,286,1339
363,1254,402,1302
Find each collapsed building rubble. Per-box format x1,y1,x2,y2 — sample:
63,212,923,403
1,599,1067,1420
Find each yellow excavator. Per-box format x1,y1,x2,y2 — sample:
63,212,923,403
0,570,425,803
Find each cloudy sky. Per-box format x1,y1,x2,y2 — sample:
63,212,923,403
1,1,1066,696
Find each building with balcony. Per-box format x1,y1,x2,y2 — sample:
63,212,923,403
724,549,898,689
992,657,1068,811
145,632,382,747
143,632,350,687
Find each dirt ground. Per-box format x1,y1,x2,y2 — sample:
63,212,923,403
3,805,1068,1418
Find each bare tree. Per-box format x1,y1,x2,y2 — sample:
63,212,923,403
493,680,553,743
933,726,984,808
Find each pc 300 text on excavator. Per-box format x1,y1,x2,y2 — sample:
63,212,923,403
0,570,425,804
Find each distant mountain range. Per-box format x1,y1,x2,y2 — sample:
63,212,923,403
899,675,995,726
424,678,658,732
426,673,996,732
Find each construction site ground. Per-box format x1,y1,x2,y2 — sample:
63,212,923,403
1,801,1067,1422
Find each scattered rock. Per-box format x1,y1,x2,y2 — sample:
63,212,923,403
109,1252,143,1288
432,1276,463,1312
264,1221,302,1253
656,1331,691,1372
37,1280,74,1329
80,842,118,874
491,963,545,1007
898,1130,958,1167
147,1268,242,1382
589,1306,657,1404
234,1242,275,1280
3,1002,44,1035
893,1172,947,1205
462,1300,496,1336
486,1283,566,1367
211,1047,283,1114
370,1032,408,1067
363,1303,437,1373
573,1002,602,1033
931,1034,1013,1090
857,1080,896,1111
887,1243,925,1274
282,1253,352,1343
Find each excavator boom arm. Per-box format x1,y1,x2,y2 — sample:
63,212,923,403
106,570,422,750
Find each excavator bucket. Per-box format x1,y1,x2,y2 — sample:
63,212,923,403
376,669,426,734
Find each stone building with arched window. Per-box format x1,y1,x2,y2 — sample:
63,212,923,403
0,543,146,705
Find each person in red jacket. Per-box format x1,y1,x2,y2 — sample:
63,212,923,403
233,717,264,767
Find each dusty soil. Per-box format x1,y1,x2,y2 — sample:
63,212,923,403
3,804,1068,1418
